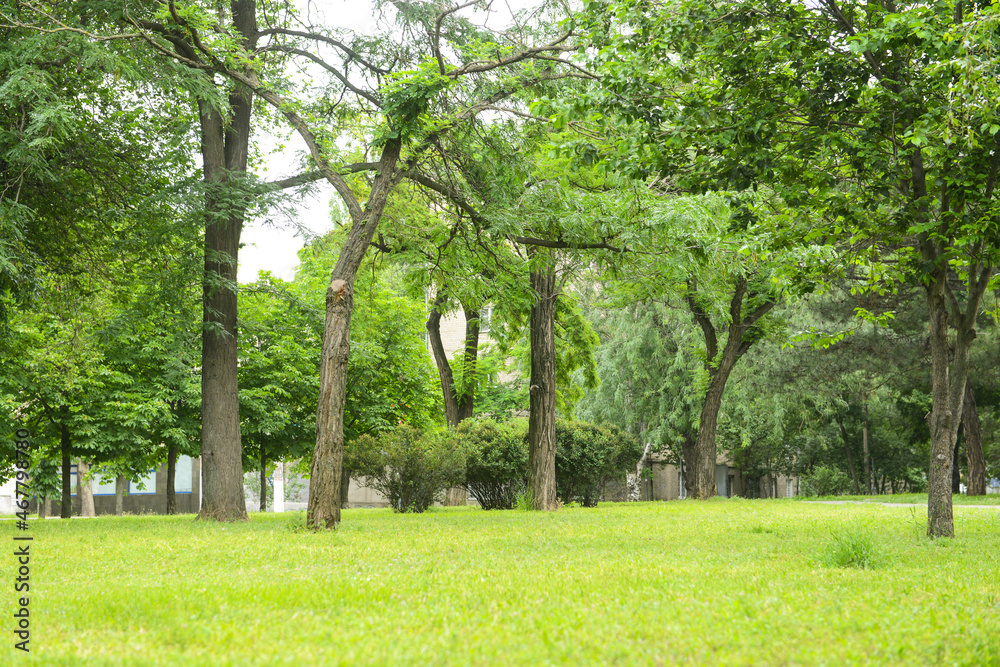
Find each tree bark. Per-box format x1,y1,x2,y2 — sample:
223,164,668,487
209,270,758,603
626,442,652,501
308,138,402,530
77,460,95,518
60,425,72,519
685,277,776,499
339,465,351,509
426,293,480,506
260,446,267,512
952,436,962,493
963,384,987,496
527,265,559,511
197,0,258,523
836,415,862,495
166,445,177,515
862,401,872,494
115,474,127,516
38,496,49,519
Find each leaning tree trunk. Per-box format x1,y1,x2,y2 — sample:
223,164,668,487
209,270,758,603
527,265,559,511
115,474,127,516
690,371,730,499
77,460,95,518
60,424,72,519
963,384,987,496
166,445,177,515
427,293,481,506
308,138,402,530
197,0,257,522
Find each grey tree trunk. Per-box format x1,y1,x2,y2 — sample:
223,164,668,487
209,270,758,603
260,447,267,512
115,474,127,515
626,442,652,501
60,425,72,519
307,138,402,530
197,0,258,522
963,384,987,496
339,466,351,509
952,437,962,493
166,445,177,515
38,496,49,519
527,266,559,511
77,460,95,518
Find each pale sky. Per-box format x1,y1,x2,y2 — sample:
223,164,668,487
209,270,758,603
238,0,538,283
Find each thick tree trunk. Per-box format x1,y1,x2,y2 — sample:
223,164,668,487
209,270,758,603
197,0,258,523
60,425,72,519
115,474,127,516
963,384,987,496
77,460,95,518
527,266,559,511
691,371,729,499
308,138,402,530
38,496,48,519
166,445,177,515
924,282,969,538
260,447,267,512
836,416,862,495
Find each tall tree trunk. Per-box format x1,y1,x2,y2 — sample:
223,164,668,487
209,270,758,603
952,436,962,493
627,442,652,502
308,138,402,530
527,265,559,511
166,445,177,515
862,401,872,494
924,278,973,538
115,474,127,516
963,384,987,496
77,460,95,518
836,416,862,495
38,496,48,519
260,446,267,512
60,425,72,519
427,293,480,506
685,277,776,499
197,0,258,522
339,465,351,509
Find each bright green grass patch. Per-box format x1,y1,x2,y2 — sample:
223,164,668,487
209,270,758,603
2,500,999,666
793,492,1000,505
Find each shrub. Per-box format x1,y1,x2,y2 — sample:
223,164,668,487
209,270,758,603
800,465,852,497
349,425,464,513
555,420,644,507
457,418,528,510
822,524,888,569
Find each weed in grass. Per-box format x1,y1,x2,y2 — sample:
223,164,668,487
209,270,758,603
822,523,889,569
515,489,535,511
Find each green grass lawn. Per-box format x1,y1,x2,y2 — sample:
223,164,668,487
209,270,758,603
793,492,1000,506
2,500,998,666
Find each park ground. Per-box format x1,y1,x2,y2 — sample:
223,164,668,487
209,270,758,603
2,498,998,666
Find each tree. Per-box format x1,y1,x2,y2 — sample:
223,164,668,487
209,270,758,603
585,0,1000,536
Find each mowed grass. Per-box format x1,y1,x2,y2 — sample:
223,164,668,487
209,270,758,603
2,500,998,666
792,493,1000,506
